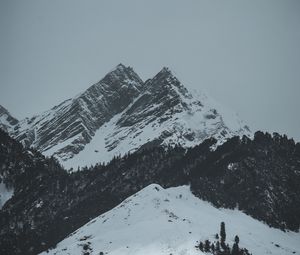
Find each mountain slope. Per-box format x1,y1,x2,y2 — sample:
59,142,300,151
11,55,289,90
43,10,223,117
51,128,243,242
0,129,62,209
41,184,300,255
11,64,143,163
1,65,250,168
55,66,250,168
0,131,299,254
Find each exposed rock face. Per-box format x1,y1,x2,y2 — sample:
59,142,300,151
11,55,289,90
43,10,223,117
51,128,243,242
9,64,143,161
115,67,248,147
0,105,18,132
0,64,250,168
0,65,298,255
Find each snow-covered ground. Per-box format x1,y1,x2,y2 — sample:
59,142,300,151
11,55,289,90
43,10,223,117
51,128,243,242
0,181,14,209
0,65,251,170
41,184,300,255
60,86,250,169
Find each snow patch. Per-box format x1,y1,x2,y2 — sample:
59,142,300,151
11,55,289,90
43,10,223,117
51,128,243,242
40,185,300,255
0,181,14,209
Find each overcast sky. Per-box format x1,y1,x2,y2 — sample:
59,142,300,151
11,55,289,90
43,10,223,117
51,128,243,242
0,0,299,141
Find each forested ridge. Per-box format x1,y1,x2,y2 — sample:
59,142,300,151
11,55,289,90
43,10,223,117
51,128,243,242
0,129,299,254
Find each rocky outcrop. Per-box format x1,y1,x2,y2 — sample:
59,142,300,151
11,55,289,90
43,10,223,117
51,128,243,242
0,105,18,132
9,64,143,161
1,65,250,168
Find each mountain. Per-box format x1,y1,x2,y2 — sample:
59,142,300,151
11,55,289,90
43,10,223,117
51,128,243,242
8,64,143,164
0,105,18,132
61,66,250,169
1,64,298,255
0,64,250,169
0,130,299,254
40,184,300,255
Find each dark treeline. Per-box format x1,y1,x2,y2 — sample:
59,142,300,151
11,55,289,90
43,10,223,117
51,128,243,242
0,129,299,254
197,222,252,255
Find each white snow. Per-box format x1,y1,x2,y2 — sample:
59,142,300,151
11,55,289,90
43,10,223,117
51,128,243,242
43,133,82,159
0,181,14,209
62,86,251,169
40,184,300,255
3,67,252,170
35,199,44,208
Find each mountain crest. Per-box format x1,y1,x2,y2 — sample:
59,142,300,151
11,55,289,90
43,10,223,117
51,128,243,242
0,64,251,168
115,63,126,69
144,67,190,100
101,63,143,90
159,66,173,75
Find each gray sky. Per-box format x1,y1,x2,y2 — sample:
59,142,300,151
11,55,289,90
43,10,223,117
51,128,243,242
0,0,299,141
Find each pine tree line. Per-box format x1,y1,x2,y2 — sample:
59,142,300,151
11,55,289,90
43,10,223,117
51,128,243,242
196,222,252,255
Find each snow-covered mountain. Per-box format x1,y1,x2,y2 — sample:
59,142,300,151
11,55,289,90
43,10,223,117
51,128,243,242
41,184,300,255
9,64,143,163
1,129,299,254
0,64,250,169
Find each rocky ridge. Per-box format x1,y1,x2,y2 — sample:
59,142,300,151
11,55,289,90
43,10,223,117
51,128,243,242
0,64,251,168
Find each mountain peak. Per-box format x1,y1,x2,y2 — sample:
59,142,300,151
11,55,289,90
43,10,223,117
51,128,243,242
158,66,174,77
102,64,143,87
147,66,177,86
144,66,190,100
109,63,135,75
0,64,250,168
8,64,144,161
107,63,128,75
115,63,126,71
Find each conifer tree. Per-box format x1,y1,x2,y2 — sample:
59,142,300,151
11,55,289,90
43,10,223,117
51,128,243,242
220,222,226,244
234,235,239,244
216,240,220,252
232,243,239,255
198,241,204,251
204,240,211,252
211,243,215,253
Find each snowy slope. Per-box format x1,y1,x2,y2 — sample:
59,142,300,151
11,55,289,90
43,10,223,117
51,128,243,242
1,65,251,169
41,184,300,255
9,64,143,162
0,181,14,209
61,67,251,169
